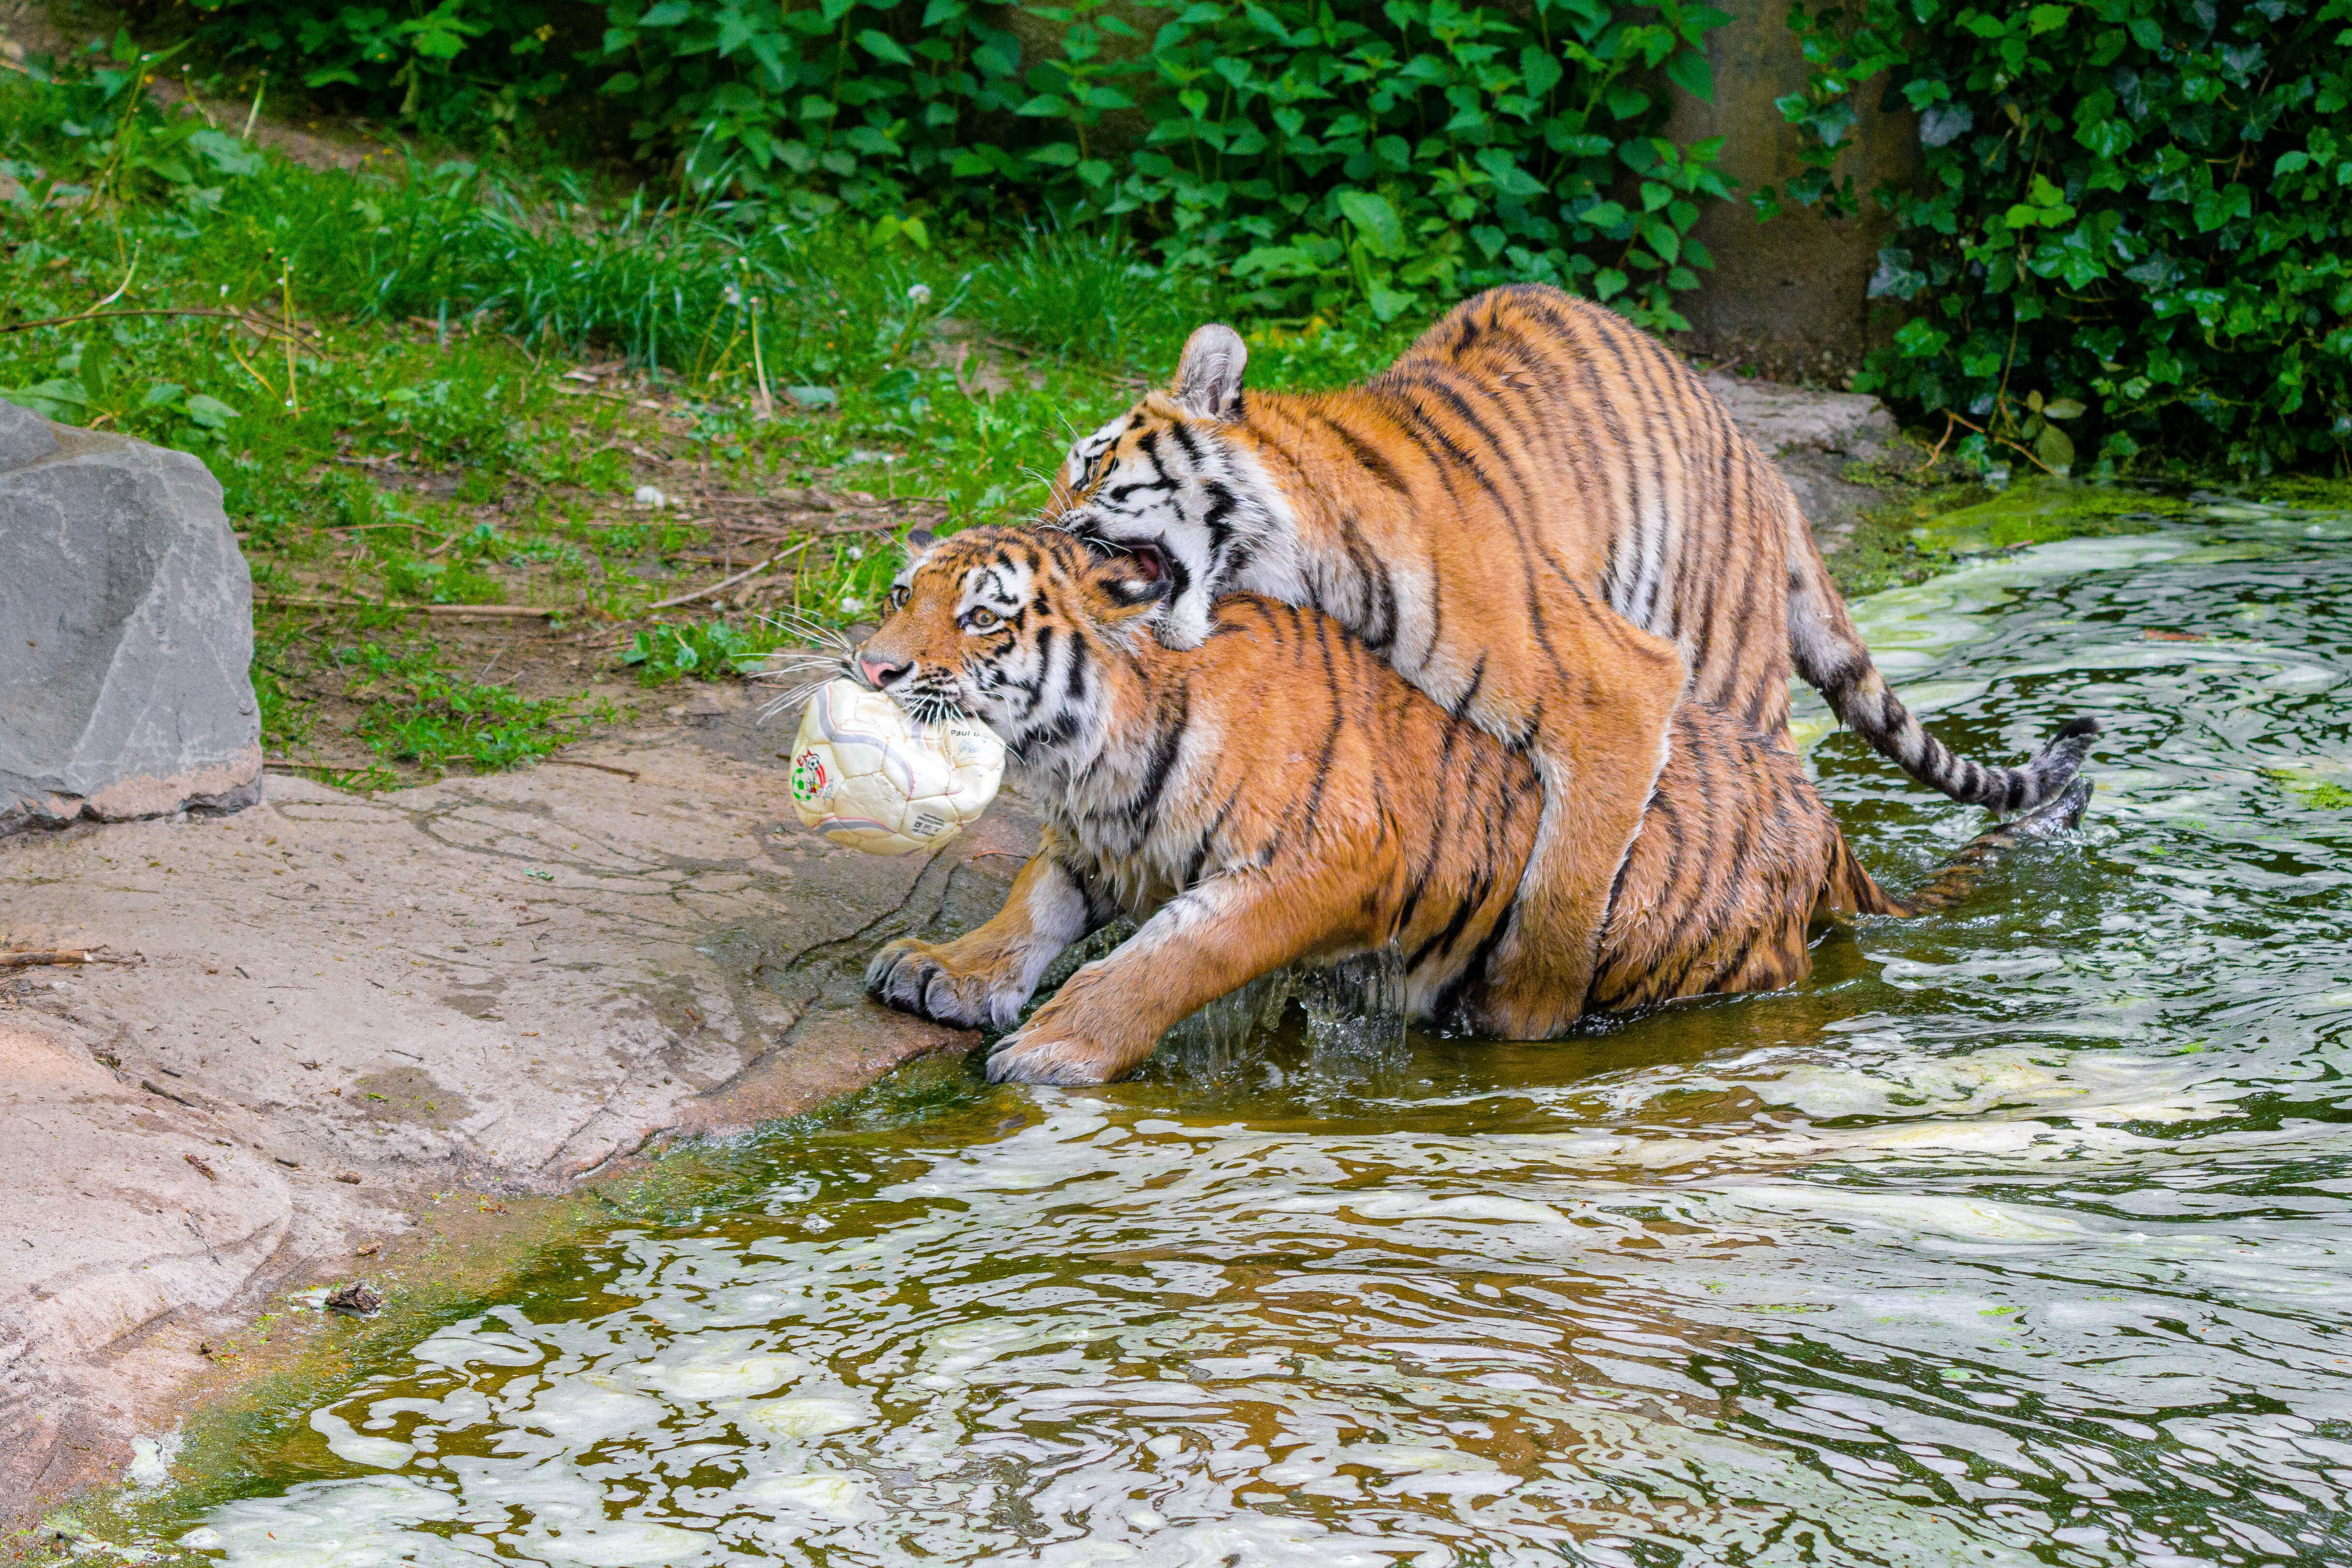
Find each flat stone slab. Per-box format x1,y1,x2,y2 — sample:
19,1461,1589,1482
0,685,1036,1520
1708,372,1903,553
0,402,263,835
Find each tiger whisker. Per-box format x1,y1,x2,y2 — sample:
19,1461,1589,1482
757,676,836,723
752,612,857,651
745,652,849,675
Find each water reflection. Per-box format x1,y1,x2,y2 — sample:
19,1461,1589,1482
179,507,2352,1567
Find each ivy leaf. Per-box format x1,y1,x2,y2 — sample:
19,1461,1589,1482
1919,104,1973,147
2191,182,2252,232
2076,116,2133,158
2033,421,2075,474
1663,47,1713,103
1869,247,1928,300
859,29,913,65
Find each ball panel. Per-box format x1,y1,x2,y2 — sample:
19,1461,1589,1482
786,679,1006,855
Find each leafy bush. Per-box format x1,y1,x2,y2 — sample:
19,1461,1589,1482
162,0,1738,333
1779,0,2352,474
177,0,573,139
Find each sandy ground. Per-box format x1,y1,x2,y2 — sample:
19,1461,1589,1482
0,683,1042,1527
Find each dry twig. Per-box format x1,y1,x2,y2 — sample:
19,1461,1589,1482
0,946,135,968
255,596,566,618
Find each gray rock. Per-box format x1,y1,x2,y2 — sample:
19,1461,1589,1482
0,397,58,472
1708,372,1902,553
0,402,261,834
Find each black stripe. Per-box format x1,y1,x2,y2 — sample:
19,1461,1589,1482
1315,411,1412,495
1125,685,1191,829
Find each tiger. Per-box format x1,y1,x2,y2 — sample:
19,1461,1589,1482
1041,283,2099,1038
851,527,2090,1086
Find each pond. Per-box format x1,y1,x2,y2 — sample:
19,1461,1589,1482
167,503,2352,1566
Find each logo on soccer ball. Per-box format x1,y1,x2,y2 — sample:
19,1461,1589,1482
790,748,829,803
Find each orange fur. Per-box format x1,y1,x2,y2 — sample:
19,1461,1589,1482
851,529,2077,1086
1042,286,2098,1031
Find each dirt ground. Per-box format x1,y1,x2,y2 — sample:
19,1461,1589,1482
0,682,1045,1532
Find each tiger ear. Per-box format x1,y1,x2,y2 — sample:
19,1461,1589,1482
903,528,939,564
1172,324,1247,422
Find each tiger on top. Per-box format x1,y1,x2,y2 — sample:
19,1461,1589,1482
1040,284,2098,1036
856,527,2087,1087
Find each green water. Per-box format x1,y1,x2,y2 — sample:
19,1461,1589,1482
166,506,2352,1566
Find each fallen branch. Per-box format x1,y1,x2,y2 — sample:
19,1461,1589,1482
1,947,135,968
0,305,318,341
255,596,566,618
543,758,642,781
642,545,796,613
641,520,906,614
704,517,911,545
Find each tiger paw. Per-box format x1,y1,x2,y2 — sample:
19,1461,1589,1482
982,1027,1127,1087
864,941,1024,1030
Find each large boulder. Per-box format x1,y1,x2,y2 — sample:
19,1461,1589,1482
0,399,261,834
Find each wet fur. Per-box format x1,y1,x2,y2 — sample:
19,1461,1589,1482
853,529,2088,1085
1044,285,2099,1031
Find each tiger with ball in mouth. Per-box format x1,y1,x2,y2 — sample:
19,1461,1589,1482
852,527,2087,1086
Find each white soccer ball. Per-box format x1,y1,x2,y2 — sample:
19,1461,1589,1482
787,678,1006,855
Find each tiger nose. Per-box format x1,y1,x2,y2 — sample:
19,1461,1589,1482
858,654,910,690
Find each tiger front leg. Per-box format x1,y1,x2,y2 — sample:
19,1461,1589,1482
985,871,1344,1086
867,852,1098,1030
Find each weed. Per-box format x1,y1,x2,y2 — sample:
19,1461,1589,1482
381,555,505,605
0,53,1460,780
963,230,1211,373
343,643,586,774
619,620,775,683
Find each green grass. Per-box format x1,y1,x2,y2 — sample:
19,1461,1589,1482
0,46,1429,782
341,642,595,772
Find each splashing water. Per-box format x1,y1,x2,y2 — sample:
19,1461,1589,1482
169,504,2352,1567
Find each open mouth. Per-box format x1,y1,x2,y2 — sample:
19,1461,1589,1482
1122,541,1169,586
1072,529,1170,590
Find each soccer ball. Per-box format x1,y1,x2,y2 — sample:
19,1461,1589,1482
787,678,1006,855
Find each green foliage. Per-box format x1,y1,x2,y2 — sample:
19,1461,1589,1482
1777,0,2352,474
963,227,1214,370
169,0,1738,333
619,619,774,682
0,30,263,207
177,0,571,138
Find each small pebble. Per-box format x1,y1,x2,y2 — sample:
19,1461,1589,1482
634,485,667,509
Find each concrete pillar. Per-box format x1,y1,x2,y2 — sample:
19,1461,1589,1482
1666,0,1919,383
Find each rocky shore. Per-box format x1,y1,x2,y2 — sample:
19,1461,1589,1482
0,374,1904,1541
0,686,1043,1532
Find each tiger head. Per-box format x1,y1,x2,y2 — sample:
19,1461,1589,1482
852,526,1171,765
1046,324,1295,651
